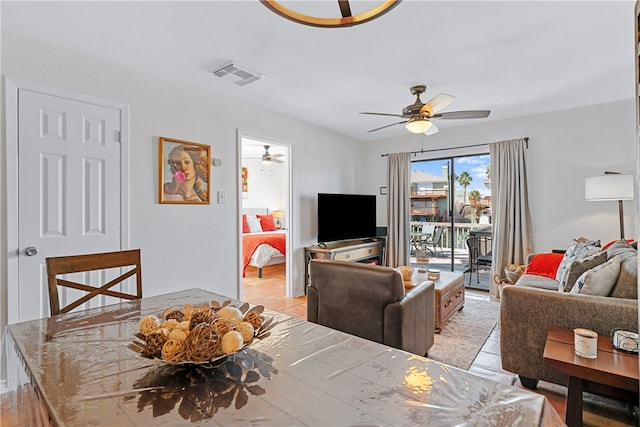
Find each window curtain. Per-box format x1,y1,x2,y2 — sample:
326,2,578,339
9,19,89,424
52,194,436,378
386,152,411,267
489,138,533,297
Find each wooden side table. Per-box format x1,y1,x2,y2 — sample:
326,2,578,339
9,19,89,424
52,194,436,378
543,326,639,427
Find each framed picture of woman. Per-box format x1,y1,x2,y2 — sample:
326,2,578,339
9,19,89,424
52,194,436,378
159,137,210,204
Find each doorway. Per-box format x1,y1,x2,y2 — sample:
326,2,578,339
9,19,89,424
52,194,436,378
238,135,292,302
410,154,492,290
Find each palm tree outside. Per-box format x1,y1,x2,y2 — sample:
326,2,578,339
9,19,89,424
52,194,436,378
457,171,473,203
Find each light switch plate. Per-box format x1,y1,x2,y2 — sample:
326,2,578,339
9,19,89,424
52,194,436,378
217,190,226,204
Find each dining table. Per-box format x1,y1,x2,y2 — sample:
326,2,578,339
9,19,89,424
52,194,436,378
2,288,564,426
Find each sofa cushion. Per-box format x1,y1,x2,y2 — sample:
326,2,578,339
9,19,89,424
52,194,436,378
524,253,563,279
610,254,638,299
560,251,608,292
515,274,559,291
571,257,621,296
555,237,601,287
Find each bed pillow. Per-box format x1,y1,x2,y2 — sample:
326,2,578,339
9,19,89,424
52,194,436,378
257,214,277,232
524,253,564,279
560,251,608,292
246,215,263,233
570,256,621,296
555,237,601,286
242,214,250,233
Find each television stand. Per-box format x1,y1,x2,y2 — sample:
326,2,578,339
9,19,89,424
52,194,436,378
304,238,385,294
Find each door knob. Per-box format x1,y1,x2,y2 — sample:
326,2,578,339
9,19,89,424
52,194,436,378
24,246,38,256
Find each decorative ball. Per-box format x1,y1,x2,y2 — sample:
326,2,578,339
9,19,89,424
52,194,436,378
184,324,221,362
160,319,179,331
212,318,236,336
189,309,216,330
164,309,185,322
138,315,161,336
142,328,168,357
217,306,244,321
221,331,244,354
244,311,263,330
161,339,186,363
168,328,188,342
236,321,255,343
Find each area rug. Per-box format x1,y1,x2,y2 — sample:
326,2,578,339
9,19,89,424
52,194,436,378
427,296,499,370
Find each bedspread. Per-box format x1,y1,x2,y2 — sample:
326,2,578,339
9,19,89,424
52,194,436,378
242,232,286,275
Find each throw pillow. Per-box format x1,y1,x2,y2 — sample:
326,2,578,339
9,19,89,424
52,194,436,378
555,237,601,286
256,214,277,232
602,238,635,251
609,254,638,299
242,214,250,233
560,251,608,292
606,239,637,259
524,253,564,279
246,215,263,233
570,257,621,296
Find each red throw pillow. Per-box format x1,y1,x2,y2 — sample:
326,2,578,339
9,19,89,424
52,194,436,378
242,214,250,233
524,253,564,279
256,214,276,231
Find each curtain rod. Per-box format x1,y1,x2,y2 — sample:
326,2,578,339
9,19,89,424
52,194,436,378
380,137,529,157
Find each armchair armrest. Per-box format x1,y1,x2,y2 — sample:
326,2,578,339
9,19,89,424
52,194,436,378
384,280,435,356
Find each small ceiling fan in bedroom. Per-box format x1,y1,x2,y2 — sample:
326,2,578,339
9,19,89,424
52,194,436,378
260,145,284,165
360,85,491,135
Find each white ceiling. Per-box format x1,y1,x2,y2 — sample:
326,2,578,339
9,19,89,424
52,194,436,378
1,1,635,142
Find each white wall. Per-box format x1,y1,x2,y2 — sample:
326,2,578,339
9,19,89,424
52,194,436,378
0,31,366,330
241,158,286,217
362,99,638,252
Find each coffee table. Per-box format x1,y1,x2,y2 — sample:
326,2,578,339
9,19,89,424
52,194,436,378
543,326,639,427
408,270,465,332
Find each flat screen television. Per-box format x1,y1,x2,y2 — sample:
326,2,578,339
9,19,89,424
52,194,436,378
317,193,376,243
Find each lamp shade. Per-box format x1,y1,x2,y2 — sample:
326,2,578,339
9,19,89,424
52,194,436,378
585,175,634,201
405,118,433,134
272,210,284,219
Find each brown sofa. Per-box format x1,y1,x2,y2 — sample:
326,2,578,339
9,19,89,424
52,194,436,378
307,259,435,357
500,240,638,389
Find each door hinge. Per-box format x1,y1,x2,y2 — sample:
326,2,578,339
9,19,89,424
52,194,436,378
114,130,121,143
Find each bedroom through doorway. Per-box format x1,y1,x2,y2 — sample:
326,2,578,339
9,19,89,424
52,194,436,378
239,136,291,305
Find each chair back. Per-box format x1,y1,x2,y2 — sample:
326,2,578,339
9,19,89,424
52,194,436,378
466,236,481,259
308,259,404,344
46,249,142,315
433,227,445,244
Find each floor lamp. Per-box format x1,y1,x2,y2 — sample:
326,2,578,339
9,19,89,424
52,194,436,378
585,173,634,239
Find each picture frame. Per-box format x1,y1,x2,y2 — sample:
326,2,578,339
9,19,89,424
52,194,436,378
159,137,210,204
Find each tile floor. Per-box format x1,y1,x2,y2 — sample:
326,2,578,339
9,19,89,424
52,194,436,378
244,263,639,426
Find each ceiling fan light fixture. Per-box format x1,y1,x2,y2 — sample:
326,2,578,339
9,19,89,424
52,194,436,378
262,158,273,165
260,0,400,28
405,118,432,134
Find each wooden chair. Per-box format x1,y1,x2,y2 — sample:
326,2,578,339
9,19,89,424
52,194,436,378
466,237,492,285
46,249,142,316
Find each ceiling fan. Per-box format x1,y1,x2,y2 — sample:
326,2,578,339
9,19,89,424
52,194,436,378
261,145,284,165
360,85,491,135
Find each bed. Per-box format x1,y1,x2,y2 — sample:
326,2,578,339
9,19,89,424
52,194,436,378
242,208,286,278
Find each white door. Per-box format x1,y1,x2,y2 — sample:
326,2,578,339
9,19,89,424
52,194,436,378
13,89,124,322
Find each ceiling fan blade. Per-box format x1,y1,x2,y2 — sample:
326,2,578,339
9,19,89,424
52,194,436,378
424,122,439,136
431,110,491,120
273,158,284,163
360,112,405,118
273,153,284,158
367,120,408,133
420,93,455,115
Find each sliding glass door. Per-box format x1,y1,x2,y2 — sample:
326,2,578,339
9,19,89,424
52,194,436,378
410,154,491,289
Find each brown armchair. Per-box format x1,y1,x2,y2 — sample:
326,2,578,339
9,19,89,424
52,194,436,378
307,259,435,357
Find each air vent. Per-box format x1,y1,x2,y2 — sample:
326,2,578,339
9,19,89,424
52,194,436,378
212,61,264,86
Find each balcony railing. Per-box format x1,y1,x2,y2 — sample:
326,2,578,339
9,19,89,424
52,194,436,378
411,189,448,198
